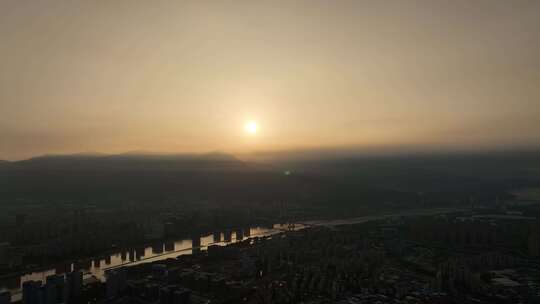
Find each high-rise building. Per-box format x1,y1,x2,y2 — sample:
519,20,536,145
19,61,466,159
105,269,127,299
66,271,83,302
22,280,42,304
223,231,232,243
212,232,221,243
44,275,65,304
236,230,244,240
0,291,11,304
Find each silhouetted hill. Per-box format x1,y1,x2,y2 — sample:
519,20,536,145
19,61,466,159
7,152,243,171
0,152,415,210
267,149,540,203
8,149,534,210
0,160,12,169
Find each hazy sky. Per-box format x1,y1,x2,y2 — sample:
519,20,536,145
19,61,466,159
1,0,539,160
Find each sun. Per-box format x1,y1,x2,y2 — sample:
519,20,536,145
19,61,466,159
244,121,258,135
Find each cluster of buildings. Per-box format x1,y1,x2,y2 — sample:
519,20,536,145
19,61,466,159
0,199,289,278
3,203,540,303
0,206,147,275
0,271,83,304
87,211,540,304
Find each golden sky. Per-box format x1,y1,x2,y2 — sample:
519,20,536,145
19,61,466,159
1,0,539,160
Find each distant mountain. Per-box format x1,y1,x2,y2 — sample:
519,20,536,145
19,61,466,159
269,149,540,201
3,152,243,171
0,151,416,209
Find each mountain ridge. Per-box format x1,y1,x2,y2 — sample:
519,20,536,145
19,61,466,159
0,151,242,172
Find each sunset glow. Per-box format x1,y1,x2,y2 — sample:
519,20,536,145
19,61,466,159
245,121,258,135
0,1,539,160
